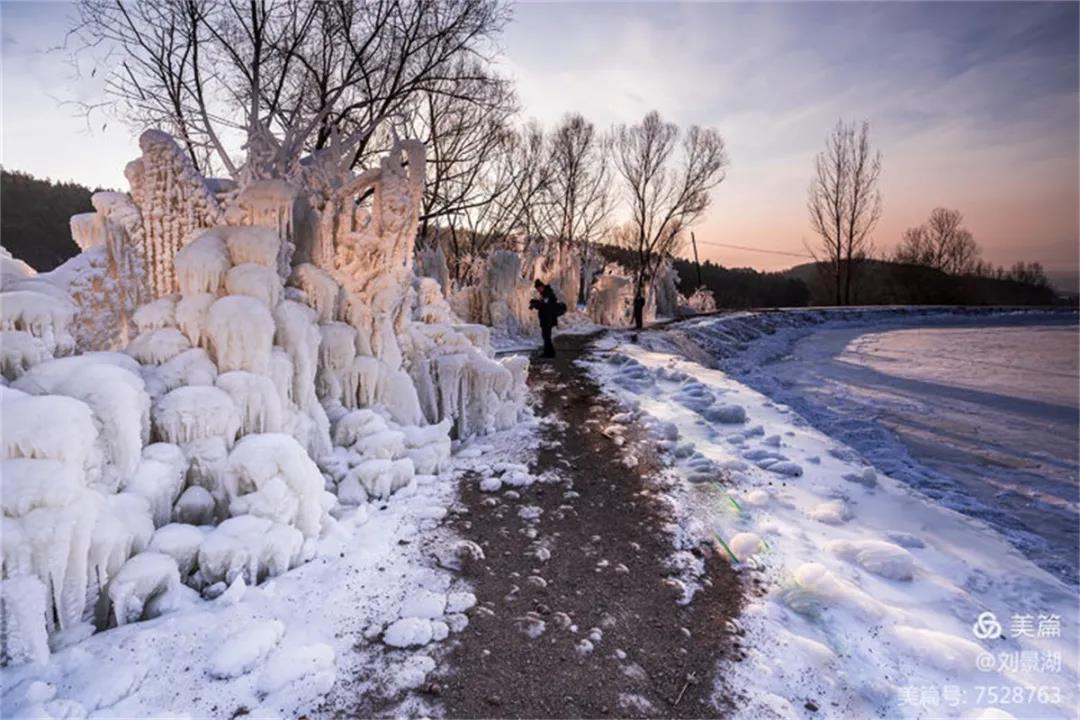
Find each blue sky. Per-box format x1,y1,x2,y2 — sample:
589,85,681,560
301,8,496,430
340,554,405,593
2,0,1077,271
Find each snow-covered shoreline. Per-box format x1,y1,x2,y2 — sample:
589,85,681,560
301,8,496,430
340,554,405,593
658,307,1080,586
586,307,1078,719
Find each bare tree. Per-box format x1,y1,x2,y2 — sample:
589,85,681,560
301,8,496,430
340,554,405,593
392,58,518,242
1007,261,1049,287
613,111,727,328
72,0,509,178
429,122,552,285
895,207,981,275
541,113,611,302
807,120,882,305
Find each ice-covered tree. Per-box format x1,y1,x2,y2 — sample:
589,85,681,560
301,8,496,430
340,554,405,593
73,0,509,178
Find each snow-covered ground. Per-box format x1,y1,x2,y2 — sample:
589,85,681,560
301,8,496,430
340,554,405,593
587,308,1078,719
0,423,539,719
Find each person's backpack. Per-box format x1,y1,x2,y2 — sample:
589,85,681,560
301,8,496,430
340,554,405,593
555,301,567,317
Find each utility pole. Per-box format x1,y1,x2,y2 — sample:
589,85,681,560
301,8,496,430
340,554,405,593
691,232,703,288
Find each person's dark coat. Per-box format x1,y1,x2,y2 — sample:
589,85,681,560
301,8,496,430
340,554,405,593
530,282,559,357
532,285,559,329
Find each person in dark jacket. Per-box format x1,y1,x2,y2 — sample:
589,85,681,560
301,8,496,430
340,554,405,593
530,279,559,358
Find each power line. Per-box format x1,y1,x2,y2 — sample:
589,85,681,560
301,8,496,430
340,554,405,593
693,239,815,260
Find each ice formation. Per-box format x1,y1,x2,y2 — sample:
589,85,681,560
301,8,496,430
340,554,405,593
1,128,530,665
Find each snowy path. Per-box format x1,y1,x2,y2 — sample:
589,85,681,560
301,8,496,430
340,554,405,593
431,334,743,718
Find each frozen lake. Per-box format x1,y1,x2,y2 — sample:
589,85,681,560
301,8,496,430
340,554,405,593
765,315,1080,585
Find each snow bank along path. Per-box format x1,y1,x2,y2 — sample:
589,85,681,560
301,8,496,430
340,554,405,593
660,307,1080,586
1,129,528,716
587,314,1077,720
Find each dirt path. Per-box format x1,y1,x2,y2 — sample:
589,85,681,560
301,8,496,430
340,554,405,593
433,333,743,718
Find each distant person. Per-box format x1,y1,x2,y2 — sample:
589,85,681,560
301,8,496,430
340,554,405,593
633,292,646,330
530,279,565,358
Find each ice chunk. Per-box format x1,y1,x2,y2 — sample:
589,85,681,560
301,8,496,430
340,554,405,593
2,395,101,480
0,331,48,381
156,348,218,396
383,617,433,648
0,290,75,356
0,459,82,516
728,532,764,560
256,643,335,698
446,592,476,613
107,551,180,625
174,293,216,348
175,233,230,296
173,485,215,526
767,460,803,477
224,433,331,538
289,264,340,323
703,403,747,424
12,353,141,394
133,296,178,334
402,421,452,474
206,295,275,374
148,523,206,578
225,263,282,308
153,386,240,447
0,575,50,665
197,515,304,586
225,227,280,270
216,371,284,435
51,363,150,490
126,328,191,365
809,499,851,525
346,457,414,500
209,619,285,679
124,445,188,528
400,590,446,619
826,539,916,581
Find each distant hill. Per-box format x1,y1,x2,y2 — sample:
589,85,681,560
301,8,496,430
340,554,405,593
671,258,810,308
1,171,1069,309
781,260,1061,307
1,170,96,272
1045,269,1079,296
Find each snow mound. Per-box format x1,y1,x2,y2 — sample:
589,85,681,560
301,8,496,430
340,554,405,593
225,433,332,539
107,551,180,625
197,515,304,586
384,618,434,648
206,296,275,374
175,234,230,296
148,523,206,578
126,328,191,365
808,499,851,525
826,539,916,581
209,619,286,679
153,385,240,447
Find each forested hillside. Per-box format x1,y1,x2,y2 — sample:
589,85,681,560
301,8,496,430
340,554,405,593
1,169,95,271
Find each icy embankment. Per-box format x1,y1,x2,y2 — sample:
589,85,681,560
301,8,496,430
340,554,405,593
651,307,1080,586
586,319,1077,720
0,428,535,718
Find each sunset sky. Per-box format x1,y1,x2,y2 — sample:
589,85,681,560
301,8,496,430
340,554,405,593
2,1,1077,273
